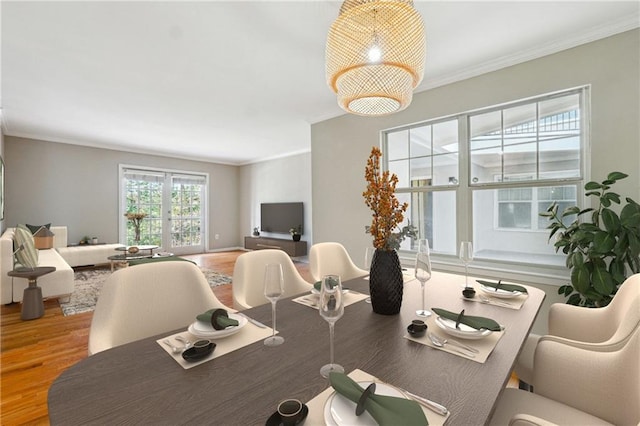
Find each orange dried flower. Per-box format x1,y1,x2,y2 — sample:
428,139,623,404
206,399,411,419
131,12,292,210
363,147,409,250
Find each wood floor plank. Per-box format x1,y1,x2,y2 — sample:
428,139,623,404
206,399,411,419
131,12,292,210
0,250,310,425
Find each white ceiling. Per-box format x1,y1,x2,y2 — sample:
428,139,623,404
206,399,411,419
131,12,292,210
2,1,638,165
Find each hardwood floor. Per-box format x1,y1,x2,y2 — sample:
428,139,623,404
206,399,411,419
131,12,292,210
0,250,312,425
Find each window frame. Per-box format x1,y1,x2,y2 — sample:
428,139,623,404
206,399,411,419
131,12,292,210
381,86,590,285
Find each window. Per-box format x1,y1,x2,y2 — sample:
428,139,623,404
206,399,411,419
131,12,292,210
120,166,207,255
383,87,587,268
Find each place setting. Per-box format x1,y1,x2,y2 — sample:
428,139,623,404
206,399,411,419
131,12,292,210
461,279,529,310
292,280,369,310
156,307,275,369
404,307,505,363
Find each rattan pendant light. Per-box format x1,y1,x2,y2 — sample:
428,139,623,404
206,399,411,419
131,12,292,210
326,0,426,116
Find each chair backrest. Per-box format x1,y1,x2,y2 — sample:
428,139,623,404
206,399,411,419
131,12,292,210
535,322,640,425
232,249,312,310
600,273,640,344
88,261,226,355
309,242,368,282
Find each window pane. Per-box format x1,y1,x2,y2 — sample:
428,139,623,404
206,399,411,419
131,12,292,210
470,110,502,150
410,157,430,185
473,188,566,264
387,130,409,160
389,159,409,187
433,154,459,186
433,120,458,154
503,103,537,146
539,138,580,178
470,147,502,184
408,190,456,254
503,143,537,177
410,125,431,157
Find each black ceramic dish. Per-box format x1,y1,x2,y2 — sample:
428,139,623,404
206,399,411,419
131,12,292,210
462,287,477,299
181,341,216,362
265,404,309,426
407,321,427,338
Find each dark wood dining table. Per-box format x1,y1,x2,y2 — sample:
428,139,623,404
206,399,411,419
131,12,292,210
48,271,545,425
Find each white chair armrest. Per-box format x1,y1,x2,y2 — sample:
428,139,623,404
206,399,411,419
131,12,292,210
509,413,558,426
548,303,610,342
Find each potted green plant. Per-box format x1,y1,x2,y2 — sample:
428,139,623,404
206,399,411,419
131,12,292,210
289,225,302,241
541,172,640,307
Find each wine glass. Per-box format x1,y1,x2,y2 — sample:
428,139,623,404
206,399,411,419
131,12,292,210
414,239,432,317
459,241,474,288
319,274,345,378
263,263,285,346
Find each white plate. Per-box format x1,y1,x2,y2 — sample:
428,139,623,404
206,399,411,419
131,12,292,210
435,316,492,340
187,313,247,339
479,284,522,299
323,381,404,426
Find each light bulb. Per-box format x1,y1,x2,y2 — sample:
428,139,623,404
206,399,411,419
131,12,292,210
368,45,381,63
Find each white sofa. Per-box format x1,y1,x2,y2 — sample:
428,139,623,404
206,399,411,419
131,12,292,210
57,243,124,268
1,226,74,304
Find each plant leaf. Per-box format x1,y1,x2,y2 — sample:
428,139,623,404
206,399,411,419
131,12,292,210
601,208,620,233
585,191,601,197
584,181,602,190
592,266,615,296
607,171,628,181
603,192,621,204
620,203,640,227
571,263,590,294
567,293,582,306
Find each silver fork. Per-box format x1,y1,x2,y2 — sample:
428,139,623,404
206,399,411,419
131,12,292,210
373,379,449,416
479,295,513,307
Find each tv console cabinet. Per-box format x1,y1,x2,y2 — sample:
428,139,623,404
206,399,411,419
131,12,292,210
244,236,307,257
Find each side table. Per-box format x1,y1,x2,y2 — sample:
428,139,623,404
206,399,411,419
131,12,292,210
8,266,56,320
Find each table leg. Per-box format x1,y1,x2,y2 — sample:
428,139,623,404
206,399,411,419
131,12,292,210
21,280,45,320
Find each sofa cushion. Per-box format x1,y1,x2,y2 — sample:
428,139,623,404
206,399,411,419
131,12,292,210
26,223,51,234
14,224,39,269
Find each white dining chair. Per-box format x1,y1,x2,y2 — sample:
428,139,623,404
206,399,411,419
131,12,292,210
514,273,640,388
232,249,312,310
309,242,368,282
88,261,229,355
490,321,640,425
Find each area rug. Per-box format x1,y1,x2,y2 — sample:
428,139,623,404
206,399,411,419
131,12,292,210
59,267,232,316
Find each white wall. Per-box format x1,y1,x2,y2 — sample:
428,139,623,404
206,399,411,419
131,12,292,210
4,137,240,251
311,29,640,334
239,152,312,253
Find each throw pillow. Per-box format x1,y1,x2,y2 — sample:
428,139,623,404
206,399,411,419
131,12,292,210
14,224,39,269
26,223,51,234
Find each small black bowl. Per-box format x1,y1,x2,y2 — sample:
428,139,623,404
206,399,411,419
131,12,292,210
407,320,427,338
181,341,216,362
462,287,477,299
265,403,309,426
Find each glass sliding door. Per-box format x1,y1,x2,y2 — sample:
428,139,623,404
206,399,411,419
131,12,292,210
120,166,207,255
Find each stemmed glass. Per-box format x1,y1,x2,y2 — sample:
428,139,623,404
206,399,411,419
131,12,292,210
459,241,474,289
263,263,285,346
319,274,345,378
414,239,432,317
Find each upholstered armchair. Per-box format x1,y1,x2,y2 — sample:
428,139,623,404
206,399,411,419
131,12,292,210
309,242,368,282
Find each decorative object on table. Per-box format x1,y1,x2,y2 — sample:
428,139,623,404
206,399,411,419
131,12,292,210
540,171,640,307
263,263,285,346
252,226,260,237
462,287,476,299
91,237,98,245
363,147,417,315
319,274,345,378
181,340,216,362
32,226,55,250
127,246,139,254
414,239,432,317
124,211,147,244
328,372,428,425
60,267,232,316
459,241,473,289
325,0,425,116
289,225,302,241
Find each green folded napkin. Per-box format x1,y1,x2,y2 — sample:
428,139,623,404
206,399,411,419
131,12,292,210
476,279,527,294
432,308,501,331
314,281,321,291
329,372,428,426
196,308,239,330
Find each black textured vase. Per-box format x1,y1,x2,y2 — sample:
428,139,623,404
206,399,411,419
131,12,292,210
369,249,403,315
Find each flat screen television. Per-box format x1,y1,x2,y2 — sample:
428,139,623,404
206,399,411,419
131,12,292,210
260,202,304,235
